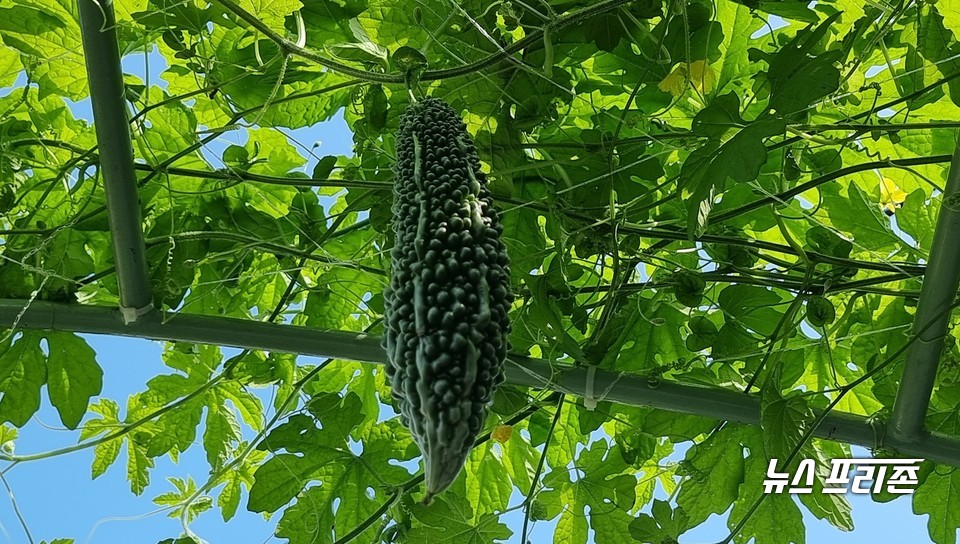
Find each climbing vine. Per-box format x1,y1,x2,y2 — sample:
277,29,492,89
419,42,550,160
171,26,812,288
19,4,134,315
1,0,960,543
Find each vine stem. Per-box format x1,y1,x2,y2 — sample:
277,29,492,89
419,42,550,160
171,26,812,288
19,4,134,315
521,393,564,543
332,491,401,544
210,0,639,83
4,77,363,239
769,69,960,153
0,468,33,544
179,358,335,538
742,268,812,394
0,362,235,463
141,231,385,276
709,154,952,225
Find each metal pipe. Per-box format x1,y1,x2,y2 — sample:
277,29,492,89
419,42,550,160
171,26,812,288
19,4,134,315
78,0,153,323
2,299,959,466
890,141,960,442
0,299,385,365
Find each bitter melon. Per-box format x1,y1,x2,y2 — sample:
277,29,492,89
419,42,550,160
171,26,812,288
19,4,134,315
383,97,512,502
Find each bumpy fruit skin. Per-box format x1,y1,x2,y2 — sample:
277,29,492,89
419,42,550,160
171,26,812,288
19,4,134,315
383,97,512,502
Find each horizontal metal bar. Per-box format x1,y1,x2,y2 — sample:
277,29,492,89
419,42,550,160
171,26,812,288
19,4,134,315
1,300,385,365
2,299,958,465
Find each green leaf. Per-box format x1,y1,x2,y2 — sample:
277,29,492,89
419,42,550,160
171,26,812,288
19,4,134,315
677,426,744,526
753,12,843,114
680,94,785,235
760,389,813,462
222,144,249,167
718,284,785,337
327,19,389,66
0,332,46,427
305,392,366,445
499,429,540,492
729,430,806,544
257,414,323,454
600,297,689,371
685,316,719,351
144,395,203,458
44,332,102,429
628,499,690,542
92,437,122,480
914,462,960,544
312,155,338,179
711,322,759,361
217,445,264,522
906,4,960,108
797,441,853,531
527,403,586,469
715,2,765,92
672,270,706,307
271,485,338,544
407,495,513,543
390,45,428,73
734,0,818,23
898,189,938,251
0,424,17,450
219,380,264,431
141,347,210,458
271,432,406,544
127,438,154,495
237,0,302,28
203,392,241,469
156,538,200,544
0,44,23,87
642,409,718,441
81,399,122,478
363,84,389,131
152,477,213,523
304,269,383,330
41,229,95,300
244,127,307,177
464,442,512,520
249,393,369,515
0,0,86,99
247,452,340,513
540,441,637,544
822,182,899,251
804,225,853,258
610,410,656,468
500,179,547,273
591,508,639,544
135,97,202,165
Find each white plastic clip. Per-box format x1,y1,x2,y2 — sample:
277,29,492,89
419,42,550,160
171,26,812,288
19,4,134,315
583,365,598,411
120,302,155,324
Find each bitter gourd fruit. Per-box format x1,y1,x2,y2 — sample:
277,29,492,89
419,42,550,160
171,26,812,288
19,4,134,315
383,97,512,502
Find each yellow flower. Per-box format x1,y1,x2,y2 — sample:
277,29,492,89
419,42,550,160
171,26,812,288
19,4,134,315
657,60,717,96
491,424,513,443
688,60,716,94
658,66,687,95
880,177,907,216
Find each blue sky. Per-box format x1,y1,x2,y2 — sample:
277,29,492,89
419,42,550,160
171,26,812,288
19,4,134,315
0,38,946,544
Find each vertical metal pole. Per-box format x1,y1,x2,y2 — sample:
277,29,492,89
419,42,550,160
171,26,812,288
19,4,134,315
77,0,153,322
890,141,960,442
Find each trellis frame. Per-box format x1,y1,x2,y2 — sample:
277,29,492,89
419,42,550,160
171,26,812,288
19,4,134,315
16,0,959,469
